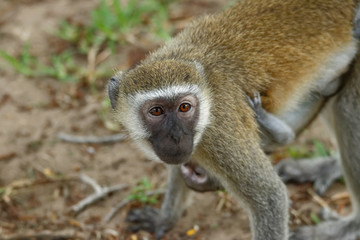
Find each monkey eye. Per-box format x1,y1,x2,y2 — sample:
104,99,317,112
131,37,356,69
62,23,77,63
149,106,164,116
179,103,191,112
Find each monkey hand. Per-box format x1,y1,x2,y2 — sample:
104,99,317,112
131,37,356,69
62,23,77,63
126,206,171,239
246,91,267,120
247,91,295,146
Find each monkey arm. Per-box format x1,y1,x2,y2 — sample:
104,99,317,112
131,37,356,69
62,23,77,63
198,131,290,240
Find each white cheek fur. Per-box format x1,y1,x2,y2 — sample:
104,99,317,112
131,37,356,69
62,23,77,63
121,84,211,161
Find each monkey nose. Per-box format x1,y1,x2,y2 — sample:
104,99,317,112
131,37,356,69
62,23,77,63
171,133,181,144
169,127,182,144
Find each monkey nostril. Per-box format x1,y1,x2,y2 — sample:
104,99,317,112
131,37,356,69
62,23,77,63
171,134,181,144
168,123,183,144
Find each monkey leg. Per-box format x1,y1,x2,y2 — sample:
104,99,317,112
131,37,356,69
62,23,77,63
126,165,191,239
180,161,224,192
290,55,360,240
219,158,289,240
274,155,342,196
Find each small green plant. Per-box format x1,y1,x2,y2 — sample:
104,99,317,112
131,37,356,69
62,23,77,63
0,43,39,77
312,139,330,157
56,0,174,53
310,212,321,224
40,50,80,82
1,46,81,83
286,146,309,159
286,139,330,159
56,20,80,43
125,177,159,205
91,0,173,41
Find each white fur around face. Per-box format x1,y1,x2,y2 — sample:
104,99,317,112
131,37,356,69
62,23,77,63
122,84,212,162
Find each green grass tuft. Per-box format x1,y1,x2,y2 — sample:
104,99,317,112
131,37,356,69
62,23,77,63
125,177,159,205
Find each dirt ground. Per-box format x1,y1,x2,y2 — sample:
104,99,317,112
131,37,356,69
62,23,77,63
0,1,351,240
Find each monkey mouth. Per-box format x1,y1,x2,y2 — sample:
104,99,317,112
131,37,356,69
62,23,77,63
153,149,191,164
150,133,194,165
181,162,207,183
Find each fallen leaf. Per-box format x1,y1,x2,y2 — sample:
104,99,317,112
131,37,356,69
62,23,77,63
43,168,57,178
68,219,82,228
130,234,138,240
186,225,199,237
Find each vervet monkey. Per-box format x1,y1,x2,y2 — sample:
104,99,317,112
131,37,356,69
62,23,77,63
108,0,360,239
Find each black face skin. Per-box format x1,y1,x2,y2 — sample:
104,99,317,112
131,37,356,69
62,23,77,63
141,95,199,164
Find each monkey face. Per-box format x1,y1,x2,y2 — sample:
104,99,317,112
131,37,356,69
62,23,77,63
140,94,199,164
108,60,212,165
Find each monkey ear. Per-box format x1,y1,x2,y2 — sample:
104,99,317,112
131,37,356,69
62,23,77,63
108,71,123,109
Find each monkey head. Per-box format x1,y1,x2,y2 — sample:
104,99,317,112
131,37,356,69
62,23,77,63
108,60,211,165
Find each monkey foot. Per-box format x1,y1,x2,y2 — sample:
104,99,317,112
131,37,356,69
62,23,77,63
274,155,342,195
290,217,360,240
126,206,169,239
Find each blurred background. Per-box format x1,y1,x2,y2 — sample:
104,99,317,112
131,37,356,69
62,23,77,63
0,1,350,239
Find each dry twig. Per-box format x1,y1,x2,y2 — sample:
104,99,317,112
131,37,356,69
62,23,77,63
306,188,342,220
71,174,128,214
307,188,329,208
290,208,312,225
58,132,126,144
330,191,350,202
